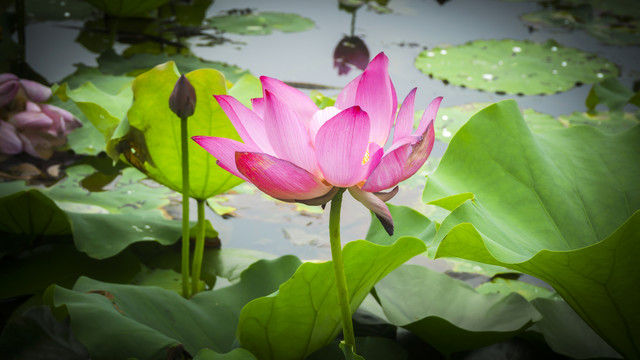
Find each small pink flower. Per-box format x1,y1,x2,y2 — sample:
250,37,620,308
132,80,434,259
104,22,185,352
0,74,82,160
194,53,441,234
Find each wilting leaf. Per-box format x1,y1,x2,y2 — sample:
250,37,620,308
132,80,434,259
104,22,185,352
423,100,640,359
50,256,301,359
237,237,426,360
415,39,618,95
375,265,541,355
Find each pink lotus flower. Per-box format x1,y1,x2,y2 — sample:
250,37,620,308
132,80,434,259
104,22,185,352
0,73,82,160
194,53,441,234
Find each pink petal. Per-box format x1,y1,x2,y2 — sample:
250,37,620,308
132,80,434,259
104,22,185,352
25,101,40,112
348,186,394,235
354,53,397,146
43,104,82,132
260,76,318,125
214,95,274,154
263,90,318,175
361,140,412,192
315,106,371,187
308,106,341,146
335,72,362,109
9,111,53,130
416,97,442,136
0,121,23,155
235,151,333,201
19,79,51,102
393,88,417,143
0,74,20,107
404,119,435,176
362,142,384,180
192,136,259,181
251,98,265,118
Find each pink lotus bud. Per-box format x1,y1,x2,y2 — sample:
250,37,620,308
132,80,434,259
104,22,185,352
19,79,52,103
0,121,23,155
9,110,54,130
41,104,82,135
0,74,20,107
169,75,196,119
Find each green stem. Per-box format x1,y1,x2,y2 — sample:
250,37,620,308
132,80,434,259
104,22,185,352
191,199,206,295
180,117,190,298
329,188,357,354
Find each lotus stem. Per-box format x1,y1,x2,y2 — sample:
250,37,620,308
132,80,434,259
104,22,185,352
329,188,358,357
180,116,191,298
191,198,206,295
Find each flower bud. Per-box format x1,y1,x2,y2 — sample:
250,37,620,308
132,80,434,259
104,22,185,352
169,74,196,118
0,73,20,107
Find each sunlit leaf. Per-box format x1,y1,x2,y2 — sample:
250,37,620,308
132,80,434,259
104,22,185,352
375,265,541,355
422,100,640,359
207,11,315,35
237,237,426,360
50,256,301,359
415,39,618,95
113,61,246,200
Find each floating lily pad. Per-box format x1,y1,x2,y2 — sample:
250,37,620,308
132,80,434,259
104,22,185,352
415,39,618,95
25,0,95,22
558,110,639,134
50,256,301,359
208,11,315,35
375,265,541,355
0,165,185,259
522,9,640,46
422,100,640,358
237,238,426,360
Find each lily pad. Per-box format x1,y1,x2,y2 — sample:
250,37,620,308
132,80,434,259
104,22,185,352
375,265,541,355
50,255,301,359
558,110,639,134
0,165,185,259
415,39,618,95
586,77,640,112
422,100,640,359
236,237,426,360
207,11,315,35
522,9,640,46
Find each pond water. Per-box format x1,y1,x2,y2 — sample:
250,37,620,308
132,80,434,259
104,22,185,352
21,0,640,267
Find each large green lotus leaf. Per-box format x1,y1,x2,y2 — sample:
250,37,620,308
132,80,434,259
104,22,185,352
207,11,315,35
366,204,437,246
51,255,301,359
306,337,408,360
0,165,184,259
585,77,639,112
375,265,541,355
422,100,640,358
0,241,140,299
58,66,134,95
54,80,133,149
97,50,250,83
415,39,618,95
114,61,245,200
528,298,622,359
0,306,89,359
418,102,564,143
194,348,257,360
237,237,426,360
84,0,170,16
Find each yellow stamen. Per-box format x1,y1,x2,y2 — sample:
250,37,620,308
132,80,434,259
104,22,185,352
362,150,370,165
